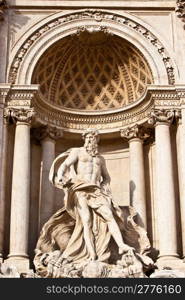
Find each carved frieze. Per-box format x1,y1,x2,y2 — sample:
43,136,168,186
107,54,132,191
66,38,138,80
32,87,185,131
32,90,153,130
2,85,185,131
8,10,175,85
0,86,10,108
75,25,112,36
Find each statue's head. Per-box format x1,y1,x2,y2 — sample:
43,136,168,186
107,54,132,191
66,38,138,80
82,129,100,156
82,128,100,142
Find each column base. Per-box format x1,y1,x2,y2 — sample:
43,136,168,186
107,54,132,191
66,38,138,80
5,256,30,274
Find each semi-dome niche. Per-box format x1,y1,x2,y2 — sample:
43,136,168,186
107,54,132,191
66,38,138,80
32,31,153,111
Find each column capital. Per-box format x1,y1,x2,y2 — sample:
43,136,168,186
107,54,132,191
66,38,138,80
175,109,182,125
148,109,174,126
32,125,63,142
120,124,150,142
3,107,35,125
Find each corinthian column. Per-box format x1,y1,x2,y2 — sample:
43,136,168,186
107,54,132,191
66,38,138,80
149,109,179,262
0,87,9,262
121,125,148,227
6,108,35,271
34,126,63,230
176,105,185,260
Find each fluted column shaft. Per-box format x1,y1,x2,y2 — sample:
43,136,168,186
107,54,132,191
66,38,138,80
6,108,35,266
150,109,178,259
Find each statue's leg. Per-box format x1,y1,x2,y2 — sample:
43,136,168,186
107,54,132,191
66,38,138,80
76,192,97,260
96,205,133,254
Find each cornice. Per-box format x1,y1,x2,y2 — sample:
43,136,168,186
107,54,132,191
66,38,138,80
1,85,185,132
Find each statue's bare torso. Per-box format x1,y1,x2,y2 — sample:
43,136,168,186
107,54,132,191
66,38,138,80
57,147,109,186
76,148,102,185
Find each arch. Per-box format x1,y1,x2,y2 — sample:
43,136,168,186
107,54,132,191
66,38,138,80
7,9,178,86
32,33,154,111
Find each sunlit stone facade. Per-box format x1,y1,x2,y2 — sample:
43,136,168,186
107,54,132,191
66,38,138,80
0,0,185,275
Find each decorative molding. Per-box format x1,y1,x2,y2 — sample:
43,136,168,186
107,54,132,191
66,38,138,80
33,87,185,131
4,107,35,125
32,125,63,142
2,85,185,131
176,0,185,26
152,90,182,107
4,85,39,109
0,85,11,108
75,25,112,36
33,89,153,130
148,109,175,126
120,124,150,141
8,10,175,85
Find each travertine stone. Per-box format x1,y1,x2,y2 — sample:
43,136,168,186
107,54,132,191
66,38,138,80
6,108,34,272
33,126,63,229
1,0,185,277
176,107,185,259
29,139,41,256
0,121,8,259
121,125,149,227
149,109,179,260
40,137,56,229
0,88,10,259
